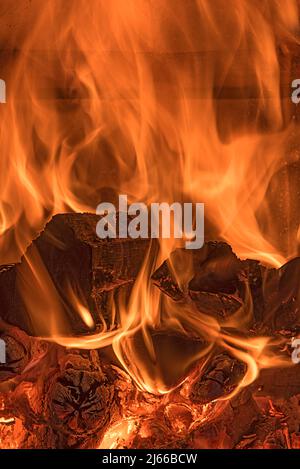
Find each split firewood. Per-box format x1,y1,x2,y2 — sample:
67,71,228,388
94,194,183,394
152,242,266,324
152,241,300,334
188,290,243,321
152,242,242,299
1,222,300,448
1,218,298,338
0,213,152,336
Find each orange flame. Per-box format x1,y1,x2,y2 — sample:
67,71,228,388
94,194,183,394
0,0,298,264
0,0,299,404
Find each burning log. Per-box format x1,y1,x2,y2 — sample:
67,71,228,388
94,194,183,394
0,321,32,383
0,320,48,383
152,242,242,299
0,218,298,339
152,241,300,334
152,242,260,322
188,353,247,405
0,213,151,336
0,346,122,448
1,223,300,448
42,352,118,448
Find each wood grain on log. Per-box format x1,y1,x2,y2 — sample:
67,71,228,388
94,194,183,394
152,242,262,323
0,213,151,336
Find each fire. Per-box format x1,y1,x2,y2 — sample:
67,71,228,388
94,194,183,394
5,0,298,385
0,0,298,265
0,0,300,449
99,419,137,449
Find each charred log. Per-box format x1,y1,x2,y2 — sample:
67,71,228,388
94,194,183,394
152,242,265,323
0,320,48,383
43,353,118,448
0,213,152,336
0,348,121,448
188,353,247,405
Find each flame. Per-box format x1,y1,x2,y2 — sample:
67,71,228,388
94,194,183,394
66,284,95,329
17,244,98,336
0,0,298,264
0,0,300,442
